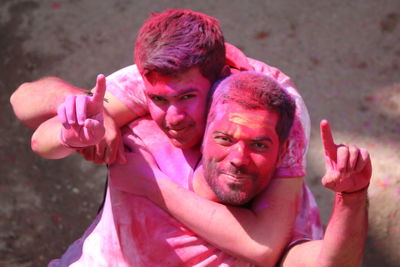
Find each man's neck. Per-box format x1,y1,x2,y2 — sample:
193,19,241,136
181,145,202,170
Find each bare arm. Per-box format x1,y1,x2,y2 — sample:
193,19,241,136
10,76,137,129
110,145,303,267
17,75,138,163
10,77,85,129
153,176,302,267
32,75,107,159
281,191,368,267
31,116,74,158
281,120,371,267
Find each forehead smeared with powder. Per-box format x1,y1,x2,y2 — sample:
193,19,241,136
206,71,296,143
205,102,269,139
228,112,266,128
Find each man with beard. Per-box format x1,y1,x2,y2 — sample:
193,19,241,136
11,10,324,266
111,71,371,266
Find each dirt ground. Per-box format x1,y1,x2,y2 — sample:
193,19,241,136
1,0,399,266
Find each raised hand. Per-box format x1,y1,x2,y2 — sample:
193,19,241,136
77,112,126,164
320,120,372,193
57,74,106,148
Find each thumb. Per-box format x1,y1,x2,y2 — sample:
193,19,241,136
83,118,105,143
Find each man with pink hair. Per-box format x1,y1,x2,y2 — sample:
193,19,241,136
42,71,370,266
10,9,369,266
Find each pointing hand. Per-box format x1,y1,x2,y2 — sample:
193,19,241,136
320,120,372,193
57,74,106,148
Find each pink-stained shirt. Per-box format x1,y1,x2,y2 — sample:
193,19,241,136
49,44,322,266
50,118,322,266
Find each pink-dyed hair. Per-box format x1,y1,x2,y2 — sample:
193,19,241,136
208,71,296,143
134,9,226,83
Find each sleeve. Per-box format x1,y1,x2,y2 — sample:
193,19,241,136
287,182,323,247
247,58,311,178
106,65,149,117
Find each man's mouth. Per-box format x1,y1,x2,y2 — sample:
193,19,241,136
166,124,193,136
167,127,186,135
220,172,253,181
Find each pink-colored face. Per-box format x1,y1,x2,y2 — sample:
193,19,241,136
202,103,282,205
143,67,211,149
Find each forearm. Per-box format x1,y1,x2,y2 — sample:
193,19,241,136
315,190,368,267
281,190,368,267
31,116,74,159
11,75,141,137
10,77,86,129
103,91,139,127
145,176,302,266
110,147,301,265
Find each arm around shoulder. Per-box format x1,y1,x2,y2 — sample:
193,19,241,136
31,116,75,159
10,77,85,129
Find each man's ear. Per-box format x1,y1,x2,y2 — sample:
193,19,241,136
219,64,231,78
277,140,289,165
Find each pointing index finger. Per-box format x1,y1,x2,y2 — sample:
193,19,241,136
91,74,106,104
320,119,337,160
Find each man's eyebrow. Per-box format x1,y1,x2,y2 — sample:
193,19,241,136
212,131,231,137
146,92,164,98
174,88,199,97
253,137,273,143
212,132,273,143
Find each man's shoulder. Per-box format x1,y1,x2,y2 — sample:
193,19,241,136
107,64,143,83
225,43,291,84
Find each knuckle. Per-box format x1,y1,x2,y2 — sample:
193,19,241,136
360,148,369,158
337,145,349,153
348,145,359,154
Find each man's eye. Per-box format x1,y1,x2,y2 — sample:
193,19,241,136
215,136,232,145
181,94,196,100
150,96,166,102
252,143,267,150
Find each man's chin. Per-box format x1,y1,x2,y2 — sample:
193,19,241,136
169,137,198,149
211,181,252,205
216,191,250,206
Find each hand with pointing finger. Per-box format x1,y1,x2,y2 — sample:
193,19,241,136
320,120,372,193
58,74,106,148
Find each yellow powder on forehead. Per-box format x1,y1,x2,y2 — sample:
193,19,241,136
228,112,265,128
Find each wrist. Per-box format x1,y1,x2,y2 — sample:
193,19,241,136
336,186,369,205
340,184,369,195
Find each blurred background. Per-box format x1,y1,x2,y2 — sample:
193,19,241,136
1,0,399,266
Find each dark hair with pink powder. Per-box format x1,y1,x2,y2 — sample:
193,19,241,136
208,71,296,143
134,9,226,83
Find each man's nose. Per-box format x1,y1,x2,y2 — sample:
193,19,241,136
165,105,185,126
228,142,250,168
